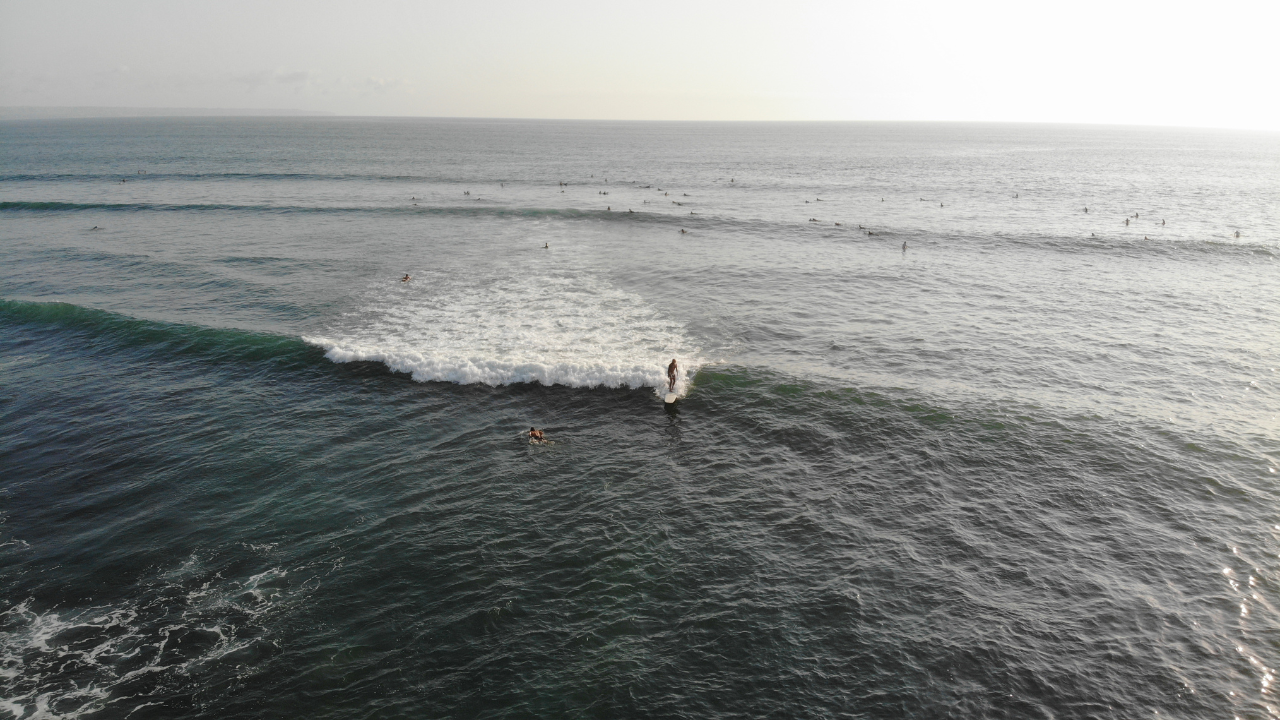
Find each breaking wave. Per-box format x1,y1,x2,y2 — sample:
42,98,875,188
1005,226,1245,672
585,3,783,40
306,271,702,395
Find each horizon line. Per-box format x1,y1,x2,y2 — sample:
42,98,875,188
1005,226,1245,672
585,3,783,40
1,107,1275,135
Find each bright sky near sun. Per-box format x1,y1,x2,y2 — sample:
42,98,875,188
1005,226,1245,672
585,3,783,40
1,0,1276,131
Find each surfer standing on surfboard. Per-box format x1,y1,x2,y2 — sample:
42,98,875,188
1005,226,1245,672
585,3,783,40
667,359,678,393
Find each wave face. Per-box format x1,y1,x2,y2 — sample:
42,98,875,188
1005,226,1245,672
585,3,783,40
307,271,701,395
0,298,319,367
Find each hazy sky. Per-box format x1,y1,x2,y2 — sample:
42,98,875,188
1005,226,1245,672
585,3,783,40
1,0,1276,130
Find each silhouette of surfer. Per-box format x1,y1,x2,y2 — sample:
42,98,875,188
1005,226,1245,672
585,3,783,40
667,359,678,392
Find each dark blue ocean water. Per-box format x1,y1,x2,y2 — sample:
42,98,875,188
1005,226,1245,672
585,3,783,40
1,118,1278,719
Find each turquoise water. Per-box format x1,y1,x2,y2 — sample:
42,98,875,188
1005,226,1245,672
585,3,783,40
1,118,1278,719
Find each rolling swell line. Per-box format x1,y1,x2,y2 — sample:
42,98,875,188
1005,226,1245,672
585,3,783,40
0,299,321,369
4,200,1269,259
1,201,266,213
0,200,747,232
0,201,617,219
0,199,1067,253
0,172,491,183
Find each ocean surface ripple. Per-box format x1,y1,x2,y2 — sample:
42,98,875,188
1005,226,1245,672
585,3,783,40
1,118,1277,719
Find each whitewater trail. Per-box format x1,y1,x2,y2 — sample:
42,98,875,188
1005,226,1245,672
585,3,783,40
305,270,702,396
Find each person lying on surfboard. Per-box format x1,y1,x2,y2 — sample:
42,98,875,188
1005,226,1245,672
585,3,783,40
529,427,545,442
667,359,678,392
401,274,411,282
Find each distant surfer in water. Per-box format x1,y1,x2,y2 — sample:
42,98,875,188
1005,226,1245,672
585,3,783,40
667,359,678,392
401,274,411,282
543,242,550,248
529,427,545,443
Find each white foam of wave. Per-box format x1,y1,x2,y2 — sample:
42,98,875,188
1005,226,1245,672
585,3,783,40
1,601,118,719
306,270,701,396
0,559,301,720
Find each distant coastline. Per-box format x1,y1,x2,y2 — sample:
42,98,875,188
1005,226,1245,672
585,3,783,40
0,106,333,121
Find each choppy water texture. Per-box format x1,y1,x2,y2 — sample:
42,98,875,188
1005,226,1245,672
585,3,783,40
1,118,1278,719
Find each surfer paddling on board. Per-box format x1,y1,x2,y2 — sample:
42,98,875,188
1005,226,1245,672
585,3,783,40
667,359,678,393
529,427,545,443
401,274,411,282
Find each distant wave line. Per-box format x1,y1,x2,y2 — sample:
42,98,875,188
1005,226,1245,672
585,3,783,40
0,200,615,218
0,172,581,184
2,201,1268,257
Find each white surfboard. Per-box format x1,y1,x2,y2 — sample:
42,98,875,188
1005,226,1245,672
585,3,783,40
664,392,677,404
